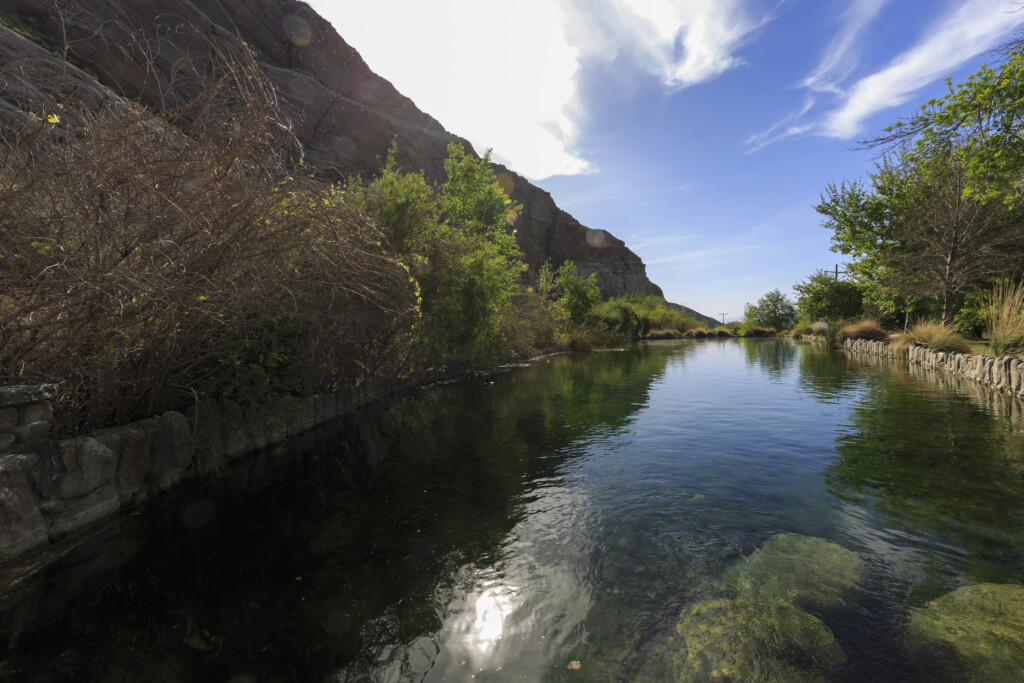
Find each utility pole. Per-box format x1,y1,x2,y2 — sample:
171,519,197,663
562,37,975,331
719,313,727,324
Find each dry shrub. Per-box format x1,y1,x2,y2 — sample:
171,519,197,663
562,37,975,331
565,331,592,352
837,319,889,342
684,328,708,338
985,279,1024,357
894,321,971,355
0,29,416,434
643,329,682,339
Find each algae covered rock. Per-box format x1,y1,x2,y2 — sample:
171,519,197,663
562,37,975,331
722,534,865,610
906,583,1024,682
671,598,844,682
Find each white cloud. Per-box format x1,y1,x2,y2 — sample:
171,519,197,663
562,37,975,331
565,0,768,89
306,0,587,180
746,0,1024,150
307,0,769,179
801,0,891,95
745,97,816,152
824,0,1024,138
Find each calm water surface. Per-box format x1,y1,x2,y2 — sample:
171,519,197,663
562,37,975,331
3,339,1024,681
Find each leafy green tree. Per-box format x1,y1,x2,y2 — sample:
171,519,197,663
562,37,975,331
871,49,1024,205
745,289,797,331
556,261,601,323
349,142,525,368
818,152,1022,325
350,143,438,253
794,271,863,323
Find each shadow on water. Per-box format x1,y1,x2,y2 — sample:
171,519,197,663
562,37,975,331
0,346,676,682
4,340,1024,682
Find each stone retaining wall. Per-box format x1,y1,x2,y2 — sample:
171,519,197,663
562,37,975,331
0,372,455,564
840,338,1024,398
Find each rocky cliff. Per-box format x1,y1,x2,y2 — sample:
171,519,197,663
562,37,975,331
0,0,665,298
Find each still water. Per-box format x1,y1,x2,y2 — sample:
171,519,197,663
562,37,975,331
3,339,1024,681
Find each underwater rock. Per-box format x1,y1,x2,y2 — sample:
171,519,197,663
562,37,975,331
671,598,844,682
722,534,865,611
906,583,1024,682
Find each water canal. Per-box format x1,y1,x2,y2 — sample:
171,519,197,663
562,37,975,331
2,338,1023,681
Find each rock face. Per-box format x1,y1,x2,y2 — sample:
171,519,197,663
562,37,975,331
1,0,664,299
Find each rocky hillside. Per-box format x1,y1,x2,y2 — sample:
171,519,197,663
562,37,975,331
0,0,689,302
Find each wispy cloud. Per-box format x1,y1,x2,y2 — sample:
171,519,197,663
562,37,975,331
824,0,1024,138
801,0,891,95
745,98,816,152
747,0,1024,150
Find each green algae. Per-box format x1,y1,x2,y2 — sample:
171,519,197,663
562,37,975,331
722,534,866,611
666,598,844,682
906,583,1024,682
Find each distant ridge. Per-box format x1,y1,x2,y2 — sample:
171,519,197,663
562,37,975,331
666,302,720,329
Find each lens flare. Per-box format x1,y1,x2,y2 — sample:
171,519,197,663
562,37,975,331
282,13,312,47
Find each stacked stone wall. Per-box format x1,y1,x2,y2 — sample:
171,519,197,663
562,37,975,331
0,369,459,563
840,338,1024,399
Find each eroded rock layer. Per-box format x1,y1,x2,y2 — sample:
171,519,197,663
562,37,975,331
1,0,664,298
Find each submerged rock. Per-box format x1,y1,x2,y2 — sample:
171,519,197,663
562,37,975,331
669,598,844,682
722,534,865,610
906,583,1024,682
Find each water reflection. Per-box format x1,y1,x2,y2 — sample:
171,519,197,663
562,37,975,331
825,362,1024,587
796,342,867,401
6,340,1024,682
741,337,797,378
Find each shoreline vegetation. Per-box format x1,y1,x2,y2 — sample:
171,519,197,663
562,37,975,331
0,32,711,440
743,34,1024,366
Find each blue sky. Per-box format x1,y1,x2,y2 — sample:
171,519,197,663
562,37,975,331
307,0,1024,321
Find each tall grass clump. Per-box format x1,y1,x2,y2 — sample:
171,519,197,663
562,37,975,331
837,319,889,342
894,321,971,355
741,326,776,337
985,279,1024,357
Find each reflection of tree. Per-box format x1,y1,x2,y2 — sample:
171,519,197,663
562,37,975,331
824,372,1024,580
795,343,864,400
742,338,797,379
4,345,680,680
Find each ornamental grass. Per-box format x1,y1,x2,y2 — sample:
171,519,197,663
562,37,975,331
985,279,1024,357
894,321,971,355
837,319,889,342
